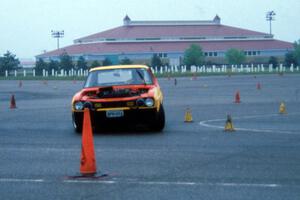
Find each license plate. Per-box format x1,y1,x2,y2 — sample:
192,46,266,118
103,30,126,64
106,110,124,118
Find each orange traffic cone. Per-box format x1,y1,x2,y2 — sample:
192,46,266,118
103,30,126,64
184,108,193,122
167,75,171,81
279,102,287,114
256,83,261,90
224,115,235,132
80,108,97,176
10,94,17,109
19,80,22,88
235,91,241,103
191,73,197,80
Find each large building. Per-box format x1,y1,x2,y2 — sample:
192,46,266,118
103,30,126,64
36,15,294,65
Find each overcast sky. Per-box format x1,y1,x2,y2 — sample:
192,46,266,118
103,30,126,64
0,0,299,60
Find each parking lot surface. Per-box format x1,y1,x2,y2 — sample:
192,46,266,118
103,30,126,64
0,74,300,200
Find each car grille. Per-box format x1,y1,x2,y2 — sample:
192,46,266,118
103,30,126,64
94,101,136,109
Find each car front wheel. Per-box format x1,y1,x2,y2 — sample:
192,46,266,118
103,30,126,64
151,104,165,132
72,113,82,133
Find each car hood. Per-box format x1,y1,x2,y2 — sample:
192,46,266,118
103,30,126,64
75,85,157,101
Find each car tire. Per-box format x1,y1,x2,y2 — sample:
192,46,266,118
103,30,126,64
72,113,82,133
151,104,165,132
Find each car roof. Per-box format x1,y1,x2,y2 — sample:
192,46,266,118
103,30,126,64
90,65,149,72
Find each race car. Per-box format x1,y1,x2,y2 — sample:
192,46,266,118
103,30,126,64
71,65,165,132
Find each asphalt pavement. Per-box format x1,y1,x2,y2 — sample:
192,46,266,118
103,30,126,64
0,74,300,200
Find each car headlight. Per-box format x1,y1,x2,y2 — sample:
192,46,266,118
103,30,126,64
136,99,145,106
74,102,84,110
145,98,154,107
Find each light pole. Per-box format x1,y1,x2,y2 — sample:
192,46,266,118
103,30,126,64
266,11,276,35
51,30,64,49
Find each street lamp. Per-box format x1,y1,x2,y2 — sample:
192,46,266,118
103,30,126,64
266,11,276,35
51,30,64,49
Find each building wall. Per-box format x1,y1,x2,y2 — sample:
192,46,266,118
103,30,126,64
39,47,290,66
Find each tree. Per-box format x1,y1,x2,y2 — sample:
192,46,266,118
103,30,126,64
48,60,59,71
59,52,74,70
120,57,133,65
183,44,204,67
285,52,297,66
151,54,162,67
89,60,101,68
102,57,112,66
35,58,48,75
225,48,246,64
76,56,88,70
293,39,300,65
0,51,20,75
268,56,278,68
0,57,4,75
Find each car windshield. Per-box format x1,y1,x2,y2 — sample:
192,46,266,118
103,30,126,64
84,68,153,87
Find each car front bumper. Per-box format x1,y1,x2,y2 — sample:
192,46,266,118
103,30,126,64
73,107,158,126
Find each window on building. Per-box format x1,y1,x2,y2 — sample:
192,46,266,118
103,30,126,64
204,52,208,56
209,52,213,57
244,51,261,56
163,53,168,58
136,38,160,41
213,52,217,57
180,37,206,40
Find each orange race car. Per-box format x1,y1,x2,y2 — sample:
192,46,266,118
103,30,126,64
71,65,165,132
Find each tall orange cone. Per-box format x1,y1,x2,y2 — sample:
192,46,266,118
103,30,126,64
80,108,97,176
235,91,241,103
10,94,17,109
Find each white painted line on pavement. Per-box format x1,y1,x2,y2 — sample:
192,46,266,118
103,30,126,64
137,181,197,186
199,113,300,135
0,178,44,183
62,180,283,188
0,177,294,188
214,183,279,188
63,180,116,184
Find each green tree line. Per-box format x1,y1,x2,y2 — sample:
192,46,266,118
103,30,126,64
181,41,300,67
35,53,135,75
2,40,300,76
0,51,20,75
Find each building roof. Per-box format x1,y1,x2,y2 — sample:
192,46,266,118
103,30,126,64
74,24,270,43
36,15,293,59
37,39,293,58
123,15,131,21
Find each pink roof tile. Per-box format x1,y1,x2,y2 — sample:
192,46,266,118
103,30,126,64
76,24,269,42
